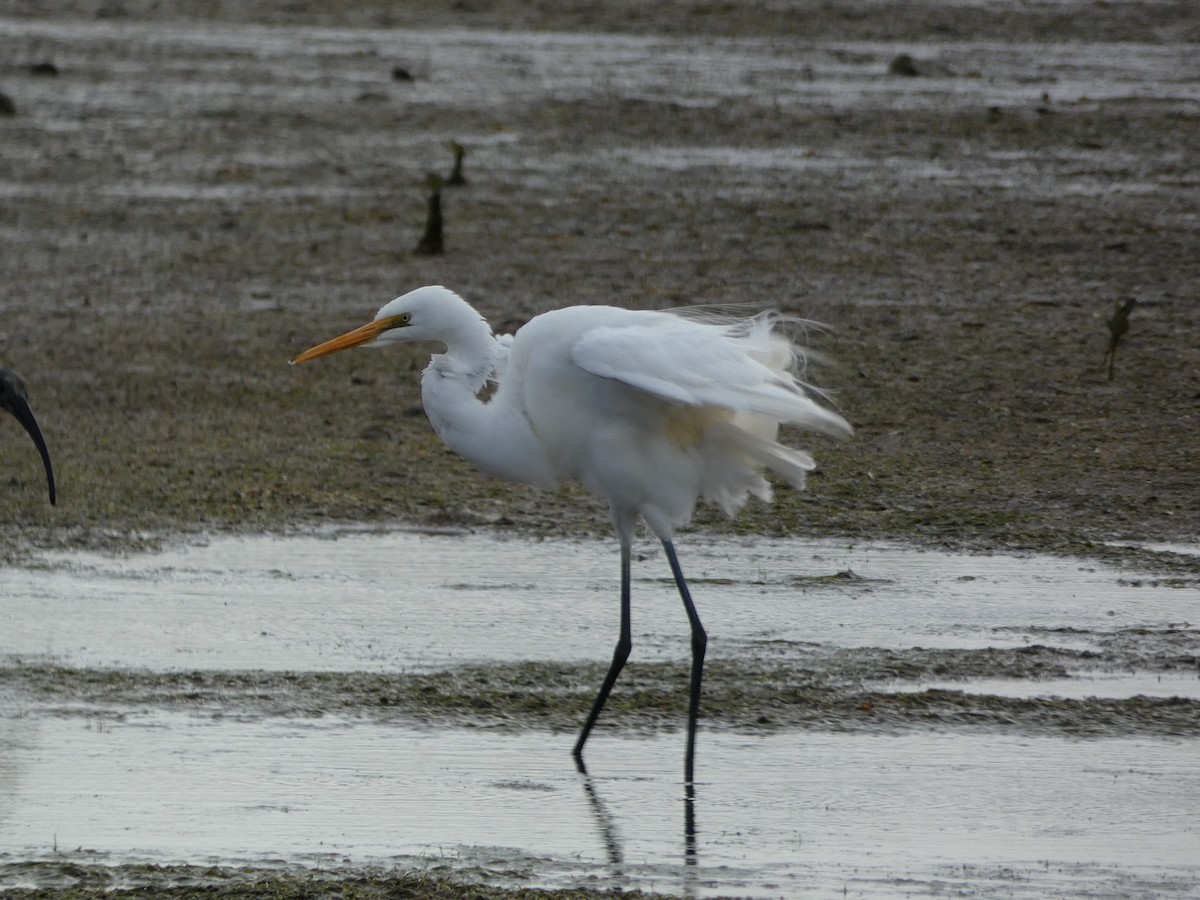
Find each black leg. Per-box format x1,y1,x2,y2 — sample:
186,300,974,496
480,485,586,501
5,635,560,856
574,542,632,761
662,540,706,785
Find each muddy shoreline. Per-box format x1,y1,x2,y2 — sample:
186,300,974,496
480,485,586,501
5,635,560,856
7,639,1199,738
1,1,1197,567
2,2,1198,897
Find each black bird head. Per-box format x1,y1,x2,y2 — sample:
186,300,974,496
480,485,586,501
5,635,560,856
0,368,56,504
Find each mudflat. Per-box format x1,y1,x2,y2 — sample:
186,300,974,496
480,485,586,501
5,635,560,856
2,1,1197,567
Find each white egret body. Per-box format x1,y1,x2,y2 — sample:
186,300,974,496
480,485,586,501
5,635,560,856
292,285,851,781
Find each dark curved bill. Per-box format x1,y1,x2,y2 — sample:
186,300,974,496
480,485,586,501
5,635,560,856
7,394,56,505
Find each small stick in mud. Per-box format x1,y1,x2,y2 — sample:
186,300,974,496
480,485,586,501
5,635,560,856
414,173,445,255
446,140,467,186
1103,298,1136,381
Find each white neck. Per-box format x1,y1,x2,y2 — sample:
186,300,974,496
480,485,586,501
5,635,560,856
418,302,553,488
424,313,496,392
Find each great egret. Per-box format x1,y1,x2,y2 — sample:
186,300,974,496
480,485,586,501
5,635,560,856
291,285,851,782
0,368,56,505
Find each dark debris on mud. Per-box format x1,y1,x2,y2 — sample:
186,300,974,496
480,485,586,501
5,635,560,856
5,630,1197,739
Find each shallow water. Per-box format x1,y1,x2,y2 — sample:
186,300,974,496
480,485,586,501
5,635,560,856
1,529,1198,896
3,529,1195,672
1,713,1197,898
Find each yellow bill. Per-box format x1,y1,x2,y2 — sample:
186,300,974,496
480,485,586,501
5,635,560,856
290,317,397,365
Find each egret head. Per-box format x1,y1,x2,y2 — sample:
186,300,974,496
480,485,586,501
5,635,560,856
290,285,473,364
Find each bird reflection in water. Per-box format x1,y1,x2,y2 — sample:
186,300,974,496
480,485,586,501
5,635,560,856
576,756,701,897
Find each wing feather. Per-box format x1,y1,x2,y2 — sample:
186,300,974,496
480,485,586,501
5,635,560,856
570,314,850,438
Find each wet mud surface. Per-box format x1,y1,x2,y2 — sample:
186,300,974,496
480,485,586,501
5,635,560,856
6,636,1199,738
2,0,1199,897
1,0,1198,562
0,865,611,900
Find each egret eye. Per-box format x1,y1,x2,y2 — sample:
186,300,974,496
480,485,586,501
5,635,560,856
384,313,411,329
